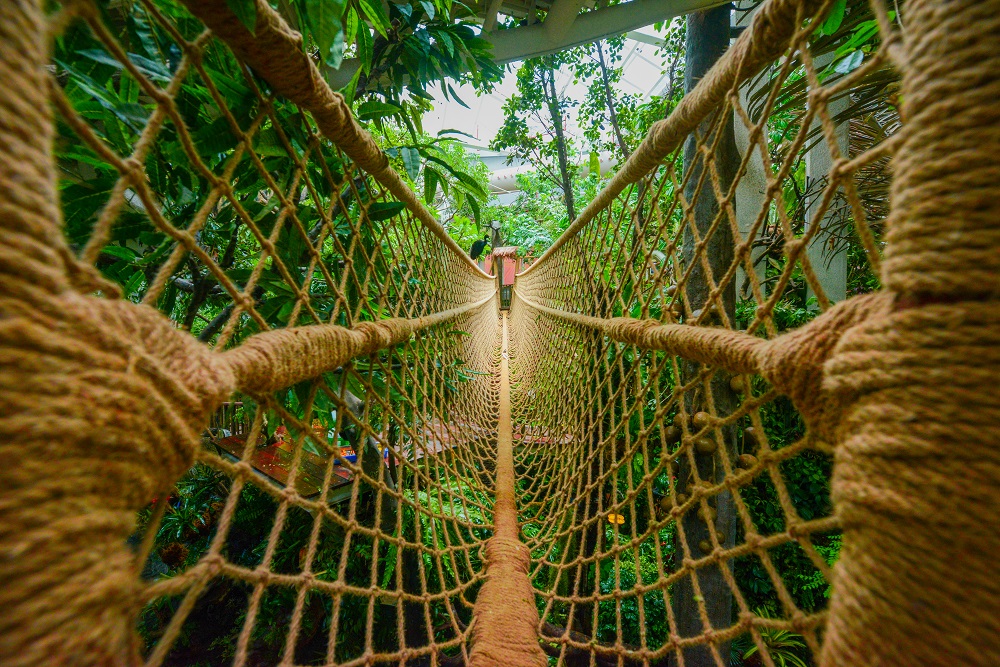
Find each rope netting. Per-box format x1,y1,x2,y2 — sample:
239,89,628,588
511,0,885,661
0,0,997,666
5,1,498,664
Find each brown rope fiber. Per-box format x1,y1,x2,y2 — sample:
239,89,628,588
819,0,1000,663
469,315,546,667
0,1,495,663
0,0,998,664
516,289,890,446
223,294,495,395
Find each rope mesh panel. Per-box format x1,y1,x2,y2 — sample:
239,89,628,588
2,0,997,665
38,2,497,665
511,2,888,662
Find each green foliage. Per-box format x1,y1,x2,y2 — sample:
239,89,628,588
274,0,504,110
570,37,634,157
137,460,489,663
369,123,493,243
492,54,581,218
731,608,809,667
53,0,496,341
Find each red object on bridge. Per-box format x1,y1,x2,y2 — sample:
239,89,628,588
491,246,520,285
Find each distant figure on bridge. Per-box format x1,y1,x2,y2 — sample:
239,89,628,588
469,234,490,260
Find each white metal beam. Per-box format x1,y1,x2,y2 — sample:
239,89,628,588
542,0,588,39
624,30,664,46
489,0,725,63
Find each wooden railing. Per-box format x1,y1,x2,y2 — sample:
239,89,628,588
208,401,251,438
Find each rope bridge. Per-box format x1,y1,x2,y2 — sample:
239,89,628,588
0,0,996,666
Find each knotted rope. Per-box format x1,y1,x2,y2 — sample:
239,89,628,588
516,0,1000,661
180,0,490,279
0,3,491,661
0,287,491,666
517,290,890,447
1,0,998,663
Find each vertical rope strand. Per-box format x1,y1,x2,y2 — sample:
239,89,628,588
469,314,546,667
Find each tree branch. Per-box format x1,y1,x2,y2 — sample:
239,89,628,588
595,40,631,159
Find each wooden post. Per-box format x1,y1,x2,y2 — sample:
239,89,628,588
673,4,740,666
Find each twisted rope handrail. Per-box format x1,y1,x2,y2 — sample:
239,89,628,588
181,0,492,280
513,0,1000,664
0,0,998,664
515,288,890,446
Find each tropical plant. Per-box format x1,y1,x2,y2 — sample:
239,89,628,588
572,36,635,158
731,608,809,667
492,53,581,220
229,0,504,121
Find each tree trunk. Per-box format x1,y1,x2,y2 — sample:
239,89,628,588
595,41,630,160
543,62,577,222
671,6,740,667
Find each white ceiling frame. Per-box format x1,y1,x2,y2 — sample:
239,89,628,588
488,0,726,62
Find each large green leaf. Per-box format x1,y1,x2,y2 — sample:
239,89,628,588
819,0,847,36
75,48,172,84
401,146,420,181
344,7,358,47
467,193,481,223
366,201,406,221
305,0,346,67
225,0,257,32
359,0,391,37
356,16,374,74
445,83,469,108
356,100,403,120
423,167,440,204
424,155,487,199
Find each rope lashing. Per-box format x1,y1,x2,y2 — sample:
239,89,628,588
469,315,547,667
0,284,493,666
821,302,1000,666
0,0,997,661
470,538,544,667
819,0,1000,663
0,2,163,661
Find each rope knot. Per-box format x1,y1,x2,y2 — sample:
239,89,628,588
0,292,235,665
756,292,891,447
483,536,532,574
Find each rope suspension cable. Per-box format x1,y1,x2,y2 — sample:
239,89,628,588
0,0,997,665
